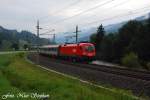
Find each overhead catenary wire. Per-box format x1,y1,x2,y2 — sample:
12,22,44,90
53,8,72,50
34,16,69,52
42,0,129,33
60,0,130,28
80,0,129,22
39,0,82,21
40,29,55,35
41,1,150,36
43,0,115,26
51,6,150,36
80,5,150,28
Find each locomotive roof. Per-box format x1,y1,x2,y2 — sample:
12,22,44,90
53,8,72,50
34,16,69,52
40,45,59,48
61,43,94,46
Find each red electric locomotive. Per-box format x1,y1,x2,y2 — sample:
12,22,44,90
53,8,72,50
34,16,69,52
39,42,95,62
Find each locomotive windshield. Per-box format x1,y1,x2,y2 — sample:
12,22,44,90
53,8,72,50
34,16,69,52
88,45,95,52
85,45,95,52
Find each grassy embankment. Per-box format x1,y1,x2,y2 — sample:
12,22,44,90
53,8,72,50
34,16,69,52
0,53,138,100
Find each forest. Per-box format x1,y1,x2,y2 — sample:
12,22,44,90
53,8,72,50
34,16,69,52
91,18,150,70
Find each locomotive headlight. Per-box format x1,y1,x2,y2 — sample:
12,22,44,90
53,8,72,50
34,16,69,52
83,52,86,55
72,49,77,53
88,53,93,56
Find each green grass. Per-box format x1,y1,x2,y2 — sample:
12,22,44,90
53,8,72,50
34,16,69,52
0,53,138,100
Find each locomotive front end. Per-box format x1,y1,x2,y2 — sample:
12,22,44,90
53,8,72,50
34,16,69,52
80,43,96,61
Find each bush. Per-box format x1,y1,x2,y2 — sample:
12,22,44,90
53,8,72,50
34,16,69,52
121,52,141,68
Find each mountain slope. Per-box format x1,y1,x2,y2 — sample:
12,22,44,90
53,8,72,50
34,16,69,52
0,26,49,50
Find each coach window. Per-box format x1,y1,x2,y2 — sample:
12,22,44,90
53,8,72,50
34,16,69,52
52,48,54,51
55,48,57,51
54,48,57,51
55,48,58,51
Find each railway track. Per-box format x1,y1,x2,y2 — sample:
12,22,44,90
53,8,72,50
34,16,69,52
90,64,150,81
73,63,150,82
37,55,150,82
27,53,150,96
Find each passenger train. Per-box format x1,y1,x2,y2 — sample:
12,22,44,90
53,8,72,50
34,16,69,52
39,43,96,62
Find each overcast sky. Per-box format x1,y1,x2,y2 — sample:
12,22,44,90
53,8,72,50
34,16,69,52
0,0,150,35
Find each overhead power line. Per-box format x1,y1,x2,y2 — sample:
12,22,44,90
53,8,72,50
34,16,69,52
39,0,81,20
77,0,129,25
44,0,115,25
42,0,128,32
41,1,150,36
53,6,150,36
81,6,150,28
40,29,55,35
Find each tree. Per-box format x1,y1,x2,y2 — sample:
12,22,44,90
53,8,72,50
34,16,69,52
147,17,150,31
118,20,142,48
11,43,19,50
90,33,96,44
135,18,150,62
23,44,28,50
95,24,105,54
114,20,143,60
100,34,116,62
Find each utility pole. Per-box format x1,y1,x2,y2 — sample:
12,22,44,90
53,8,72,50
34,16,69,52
74,25,81,43
36,20,42,64
36,20,42,47
53,34,55,43
76,25,78,43
37,20,39,48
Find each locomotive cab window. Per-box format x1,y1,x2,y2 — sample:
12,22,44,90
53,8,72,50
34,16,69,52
88,45,95,52
84,45,95,52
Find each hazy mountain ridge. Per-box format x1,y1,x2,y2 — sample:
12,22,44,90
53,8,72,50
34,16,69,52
0,26,50,50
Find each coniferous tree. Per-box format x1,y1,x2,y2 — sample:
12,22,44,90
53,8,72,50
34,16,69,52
147,17,150,31
95,24,105,52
